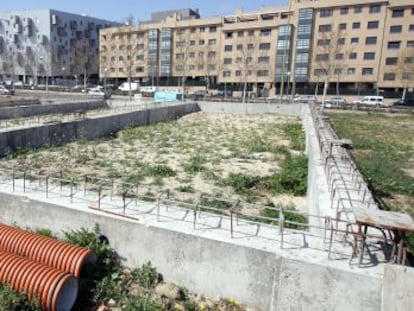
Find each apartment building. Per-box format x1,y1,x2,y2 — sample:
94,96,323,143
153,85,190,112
100,1,414,95
0,9,118,84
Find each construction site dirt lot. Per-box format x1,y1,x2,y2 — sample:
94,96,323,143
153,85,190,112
0,112,308,215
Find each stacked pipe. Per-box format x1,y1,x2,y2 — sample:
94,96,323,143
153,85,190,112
0,224,97,310
0,223,96,277
0,249,77,311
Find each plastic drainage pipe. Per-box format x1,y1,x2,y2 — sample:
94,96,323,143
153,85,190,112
0,249,78,311
0,223,96,277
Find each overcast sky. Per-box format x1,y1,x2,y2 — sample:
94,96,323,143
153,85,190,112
0,0,289,22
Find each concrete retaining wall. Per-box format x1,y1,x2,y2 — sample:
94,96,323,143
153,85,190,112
0,192,381,311
0,100,106,120
0,103,199,156
197,101,303,117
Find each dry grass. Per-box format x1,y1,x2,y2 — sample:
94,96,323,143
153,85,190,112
1,112,308,212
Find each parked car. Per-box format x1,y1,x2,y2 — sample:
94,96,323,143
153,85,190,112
0,85,12,95
393,98,414,107
325,96,347,107
293,95,317,103
88,86,111,99
352,96,384,106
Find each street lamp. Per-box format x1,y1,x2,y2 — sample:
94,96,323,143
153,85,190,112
104,67,108,93
62,66,66,89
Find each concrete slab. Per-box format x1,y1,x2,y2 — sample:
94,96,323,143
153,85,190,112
382,265,414,311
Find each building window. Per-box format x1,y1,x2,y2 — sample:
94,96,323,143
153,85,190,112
247,43,254,50
412,8,414,15
237,31,244,37
347,68,356,75
364,52,375,60
349,52,357,60
297,39,310,49
385,57,398,65
369,5,381,13
316,54,329,61
223,58,232,64
317,39,330,46
224,45,232,52
319,24,332,32
337,38,345,45
260,29,271,36
352,22,361,29
176,65,184,72
235,70,241,77
199,39,205,45
208,39,216,45
236,44,243,50
189,40,196,46
200,27,205,32
365,37,377,45
225,32,233,39
135,67,144,73
409,24,414,31
387,41,401,49
257,70,269,77
367,21,379,29
314,69,327,76
248,30,254,36
222,71,231,77
207,64,216,70
189,52,195,58
259,43,271,50
351,37,359,44
209,26,217,33
177,29,185,35
190,28,196,33
258,56,270,63
392,9,404,18
320,9,333,17
339,23,347,30
354,6,362,14
390,25,402,33
383,73,396,80
176,41,185,47
208,51,216,58
175,53,185,59
407,41,414,48
199,52,204,57
362,68,373,75
334,68,342,75
335,53,344,60
340,7,349,15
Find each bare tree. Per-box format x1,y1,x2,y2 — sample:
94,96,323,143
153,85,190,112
73,36,97,89
197,40,219,93
396,48,414,100
174,31,193,100
313,28,350,109
233,35,268,103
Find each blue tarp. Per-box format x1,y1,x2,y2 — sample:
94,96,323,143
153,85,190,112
154,91,182,102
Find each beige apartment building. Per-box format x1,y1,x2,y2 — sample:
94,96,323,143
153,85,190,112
99,0,414,96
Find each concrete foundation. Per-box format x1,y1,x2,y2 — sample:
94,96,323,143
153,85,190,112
0,102,199,156
0,191,381,311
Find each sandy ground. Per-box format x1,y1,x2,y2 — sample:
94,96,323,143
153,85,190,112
1,112,308,213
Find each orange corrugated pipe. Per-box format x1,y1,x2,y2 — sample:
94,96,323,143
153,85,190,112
0,224,96,278
0,249,78,311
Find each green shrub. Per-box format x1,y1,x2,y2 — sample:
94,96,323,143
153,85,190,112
93,273,126,303
282,123,305,151
177,185,195,193
265,155,308,196
223,173,262,195
124,295,164,311
34,228,55,238
0,284,40,311
184,155,206,173
146,165,176,178
131,262,162,289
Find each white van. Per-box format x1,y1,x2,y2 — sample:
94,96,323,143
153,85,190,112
118,82,139,92
353,96,384,106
